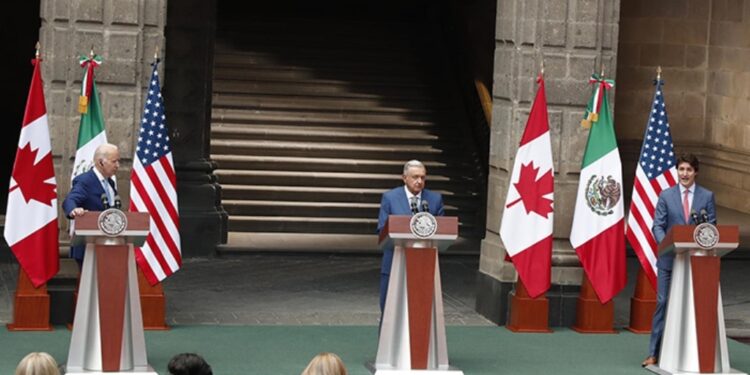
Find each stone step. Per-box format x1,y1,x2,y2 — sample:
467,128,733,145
210,139,457,160
211,91,435,114
213,79,429,101
219,185,480,206
210,124,439,145
213,171,480,191
211,108,436,129
221,200,477,220
217,232,481,254
209,155,473,174
214,52,422,74
227,215,477,235
213,67,427,88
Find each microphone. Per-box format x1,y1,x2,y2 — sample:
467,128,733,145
410,198,418,215
114,194,122,210
100,193,109,208
421,200,429,213
690,210,700,224
700,209,709,224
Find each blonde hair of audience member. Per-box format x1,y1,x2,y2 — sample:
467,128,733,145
15,352,60,375
301,352,348,375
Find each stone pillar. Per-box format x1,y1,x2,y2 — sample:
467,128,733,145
476,0,620,326
164,0,227,257
40,0,167,239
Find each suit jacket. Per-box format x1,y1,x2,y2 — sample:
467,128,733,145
377,186,445,274
652,183,716,270
62,169,116,261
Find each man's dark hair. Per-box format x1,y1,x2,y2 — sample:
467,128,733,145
167,353,212,375
676,153,699,172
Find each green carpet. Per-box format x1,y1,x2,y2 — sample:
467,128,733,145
2,326,749,374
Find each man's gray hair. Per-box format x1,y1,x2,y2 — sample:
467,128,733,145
403,159,426,175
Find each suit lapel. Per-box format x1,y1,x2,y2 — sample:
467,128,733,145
668,187,687,225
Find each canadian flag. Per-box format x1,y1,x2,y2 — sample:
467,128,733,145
3,55,59,287
499,76,553,298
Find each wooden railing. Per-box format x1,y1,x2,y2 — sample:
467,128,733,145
474,79,492,126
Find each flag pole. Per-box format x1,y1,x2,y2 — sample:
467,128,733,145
625,65,664,334
7,44,54,332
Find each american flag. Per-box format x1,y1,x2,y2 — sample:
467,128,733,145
626,78,677,288
129,60,181,285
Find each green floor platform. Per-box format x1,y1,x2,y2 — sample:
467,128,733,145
2,325,750,374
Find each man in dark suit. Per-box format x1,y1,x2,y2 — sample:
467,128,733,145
376,160,445,313
643,153,716,367
62,143,121,265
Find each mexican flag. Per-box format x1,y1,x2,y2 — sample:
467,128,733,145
570,75,626,304
499,76,552,298
71,54,106,179
4,54,59,287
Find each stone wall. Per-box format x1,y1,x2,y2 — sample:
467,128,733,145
616,0,750,213
40,0,167,217
703,0,750,212
477,0,620,325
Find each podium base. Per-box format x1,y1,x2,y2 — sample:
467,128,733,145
63,364,158,374
645,364,747,375
366,361,464,375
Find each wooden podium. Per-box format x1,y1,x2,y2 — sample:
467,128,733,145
369,215,463,375
647,224,745,375
65,210,157,374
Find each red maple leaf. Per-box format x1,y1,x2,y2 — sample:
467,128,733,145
10,144,57,206
506,162,553,218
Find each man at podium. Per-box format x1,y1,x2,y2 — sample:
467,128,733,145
643,153,716,367
376,160,445,314
62,143,121,266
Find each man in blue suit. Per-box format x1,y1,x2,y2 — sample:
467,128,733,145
643,153,716,367
62,143,121,266
377,160,445,313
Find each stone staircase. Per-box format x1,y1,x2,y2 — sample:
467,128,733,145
210,12,485,253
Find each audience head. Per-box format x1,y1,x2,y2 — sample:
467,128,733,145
167,353,212,375
301,352,348,375
15,352,59,375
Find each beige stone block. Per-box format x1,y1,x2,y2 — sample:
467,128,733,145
490,102,513,167
76,0,104,23
670,114,705,143
640,43,665,67
495,0,516,41
50,27,73,83
545,79,590,106
485,172,506,236
709,70,733,97
569,54,598,80
688,0,711,20
707,46,724,70
660,44,687,67
144,0,164,27
519,0,538,45
685,45,707,68
49,0,70,21
624,18,664,44
549,109,563,171
111,0,139,25
663,19,708,45
669,69,707,92
716,47,750,71
554,180,579,236
574,0,599,22
710,21,747,48
711,0,744,22
572,22,598,48
493,47,514,100
680,92,707,119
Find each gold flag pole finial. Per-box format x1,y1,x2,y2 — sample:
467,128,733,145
600,64,605,79
35,41,41,59
154,45,159,60
89,46,95,59
540,59,545,77
657,66,662,81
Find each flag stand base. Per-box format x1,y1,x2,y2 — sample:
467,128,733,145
506,280,552,333
138,269,169,330
6,268,53,331
626,268,655,334
571,275,616,334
